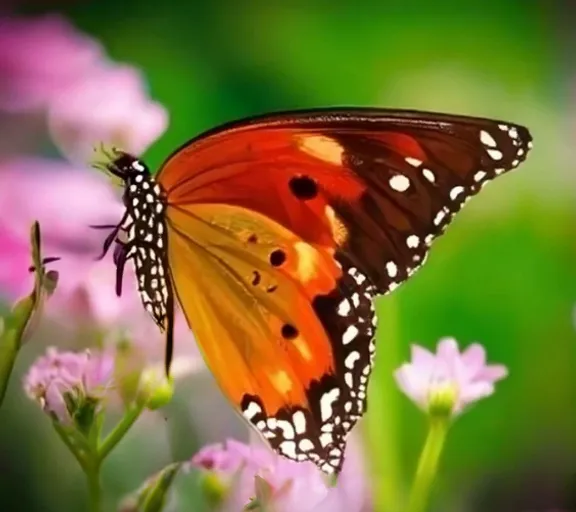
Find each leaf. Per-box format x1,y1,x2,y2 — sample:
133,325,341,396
118,462,183,512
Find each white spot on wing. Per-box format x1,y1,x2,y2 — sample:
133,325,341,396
422,168,435,183
405,157,422,167
243,401,261,420
386,261,398,278
487,149,503,161
450,186,465,200
320,388,340,422
389,174,411,192
344,350,361,369
406,235,420,248
342,325,359,345
480,130,497,147
337,299,351,317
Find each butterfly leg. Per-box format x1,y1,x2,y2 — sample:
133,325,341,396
91,212,130,261
112,243,129,297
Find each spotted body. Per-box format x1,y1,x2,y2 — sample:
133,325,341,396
105,155,172,335
95,107,533,475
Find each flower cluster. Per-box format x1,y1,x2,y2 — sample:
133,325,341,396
23,346,114,423
191,436,370,511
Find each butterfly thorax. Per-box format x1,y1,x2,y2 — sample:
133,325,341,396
100,153,172,331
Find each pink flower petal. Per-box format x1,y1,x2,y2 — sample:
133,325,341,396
0,15,104,112
436,337,460,364
410,344,435,371
479,364,508,382
461,343,487,376
47,63,168,165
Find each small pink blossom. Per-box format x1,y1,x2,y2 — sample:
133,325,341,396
23,346,114,422
191,436,370,512
48,64,168,165
0,15,104,112
394,337,508,416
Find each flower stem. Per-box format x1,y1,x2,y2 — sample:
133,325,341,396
53,421,102,511
85,460,102,512
98,403,144,461
0,327,21,409
406,418,449,512
52,421,90,472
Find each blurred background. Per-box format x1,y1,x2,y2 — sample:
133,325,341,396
0,1,574,511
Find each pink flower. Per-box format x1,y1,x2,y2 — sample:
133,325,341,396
191,436,370,512
48,64,168,165
0,157,139,327
0,225,31,300
0,15,104,112
23,346,114,422
394,337,508,416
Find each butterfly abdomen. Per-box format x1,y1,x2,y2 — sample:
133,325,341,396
120,169,172,330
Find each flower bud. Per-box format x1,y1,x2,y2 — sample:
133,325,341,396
136,366,174,410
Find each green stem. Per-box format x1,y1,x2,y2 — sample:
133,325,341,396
406,418,449,512
85,460,102,512
98,403,144,461
0,328,20,409
53,421,90,472
53,422,102,511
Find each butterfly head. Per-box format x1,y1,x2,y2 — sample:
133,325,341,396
106,152,151,181
91,144,150,185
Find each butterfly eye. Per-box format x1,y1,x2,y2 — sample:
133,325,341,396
269,249,287,266
289,175,318,200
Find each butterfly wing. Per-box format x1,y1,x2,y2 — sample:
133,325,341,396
158,108,533,295
155,108,532,472
166,202,377,473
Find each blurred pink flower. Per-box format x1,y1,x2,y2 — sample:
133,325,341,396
191,436,370,512
23,346,113,422
0,15,104,112
0,225,30,299
0,157,138,326
394,337,508,416
48,64,168,165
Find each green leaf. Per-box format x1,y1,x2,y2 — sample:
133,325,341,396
119,462,183,512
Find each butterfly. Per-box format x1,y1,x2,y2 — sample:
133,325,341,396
93,108,533,475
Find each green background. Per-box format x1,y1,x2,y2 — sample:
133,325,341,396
2,1,573,511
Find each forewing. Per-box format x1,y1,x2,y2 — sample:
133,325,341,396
157,108,533,295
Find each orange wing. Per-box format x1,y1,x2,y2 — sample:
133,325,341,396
158,108,532,295
166,202,376,473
